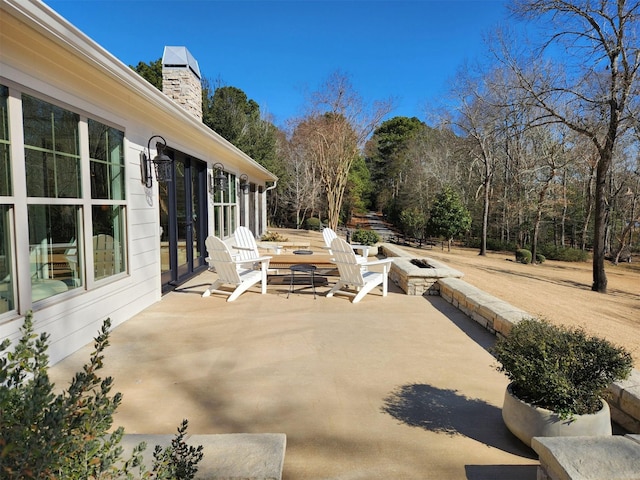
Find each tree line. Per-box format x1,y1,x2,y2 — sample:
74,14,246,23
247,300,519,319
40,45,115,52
134,0,640,294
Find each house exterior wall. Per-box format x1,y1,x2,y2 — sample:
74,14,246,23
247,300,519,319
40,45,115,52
0,0,276,365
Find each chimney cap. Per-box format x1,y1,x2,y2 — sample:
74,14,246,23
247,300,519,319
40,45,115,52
162,46,201,79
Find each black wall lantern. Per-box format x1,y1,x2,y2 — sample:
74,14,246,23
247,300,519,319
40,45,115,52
239,174,250,194
210,163,228,192
140,135,173,188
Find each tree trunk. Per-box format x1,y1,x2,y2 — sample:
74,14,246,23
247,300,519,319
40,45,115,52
479,159,492,256
581,166,595,251
592,150,611,293
560,169,567,246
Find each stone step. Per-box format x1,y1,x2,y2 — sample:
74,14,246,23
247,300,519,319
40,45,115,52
532,435,640,480
119,433,286,480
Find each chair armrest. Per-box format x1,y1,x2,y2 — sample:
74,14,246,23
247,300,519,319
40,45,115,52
363,258,393,268
232,245,255,251
232,255,272,265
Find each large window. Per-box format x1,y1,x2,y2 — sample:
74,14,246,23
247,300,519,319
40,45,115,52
23,94,82,301
20,94,127,303
89,119,126,280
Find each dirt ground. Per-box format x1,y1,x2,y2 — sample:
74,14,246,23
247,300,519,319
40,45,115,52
401,243,640,367
272,227,640,368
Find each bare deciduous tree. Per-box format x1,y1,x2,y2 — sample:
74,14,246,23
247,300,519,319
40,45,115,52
294,72,393,230
502,0,640,293
284,129,324,228
450,67,508,256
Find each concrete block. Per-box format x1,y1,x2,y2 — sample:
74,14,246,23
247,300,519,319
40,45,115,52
120,433,286,480
532,435,640,480
621,385,640,424
471,310,490,329
610,404,640,434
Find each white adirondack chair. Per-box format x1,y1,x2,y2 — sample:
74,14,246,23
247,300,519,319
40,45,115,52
202,235,272,302
326,237,393,303
232,226,261,267
322,227,369,268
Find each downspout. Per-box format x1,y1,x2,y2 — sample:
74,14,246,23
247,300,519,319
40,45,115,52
265,179,278,193
263,180,278,234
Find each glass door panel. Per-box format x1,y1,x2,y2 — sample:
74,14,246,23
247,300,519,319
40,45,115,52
175,161,189,278
159,180,171,281
160,152,207,291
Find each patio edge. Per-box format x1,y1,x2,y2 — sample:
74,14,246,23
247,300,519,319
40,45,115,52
119,433,286,480
379,242,640,434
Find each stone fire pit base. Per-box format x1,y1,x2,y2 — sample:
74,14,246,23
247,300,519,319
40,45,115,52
380,244,464,295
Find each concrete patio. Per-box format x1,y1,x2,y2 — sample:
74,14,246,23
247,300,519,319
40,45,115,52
48,258,541,479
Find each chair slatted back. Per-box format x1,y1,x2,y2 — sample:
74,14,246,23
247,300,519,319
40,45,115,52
322,228,338,253
234,226,259,263
206,236,241,284
331,237,365,287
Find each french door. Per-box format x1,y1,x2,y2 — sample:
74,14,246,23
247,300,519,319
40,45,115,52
159,151,208,291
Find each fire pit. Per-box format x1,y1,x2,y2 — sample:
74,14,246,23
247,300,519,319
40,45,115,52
410,259,433,269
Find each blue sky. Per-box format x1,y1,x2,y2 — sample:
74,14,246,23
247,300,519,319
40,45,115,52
43,0,511,127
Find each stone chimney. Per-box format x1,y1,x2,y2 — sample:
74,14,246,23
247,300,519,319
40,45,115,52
162,46,202,120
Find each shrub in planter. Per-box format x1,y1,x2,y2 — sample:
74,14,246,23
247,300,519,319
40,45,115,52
515,249,532,264
492,318,633,419
351,229,380,246
0,313,203,479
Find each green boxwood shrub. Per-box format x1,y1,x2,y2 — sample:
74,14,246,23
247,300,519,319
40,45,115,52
0,313,203,479
515,249,532,264
535,253,546,263
538,245,589,262
492,318,633,418
351,229,380,246
462,237,518,252
305,217,322,231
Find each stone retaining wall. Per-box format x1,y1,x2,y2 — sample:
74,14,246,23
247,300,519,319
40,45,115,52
436,276,640,434
379,243,640,434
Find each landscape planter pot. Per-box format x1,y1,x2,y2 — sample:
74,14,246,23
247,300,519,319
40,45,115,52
502,383,612,447
366,245,379,257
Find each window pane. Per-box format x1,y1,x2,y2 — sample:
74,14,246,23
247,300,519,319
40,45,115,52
28,204,80,301
0,85,10,196
223,206,230,238
89,119,125,200
0,205,14,313
23,95,80,198
22,94,79,154
228,173,236,200
214,205,221,238
92,205,126,280
25,150,80,198
192,167,202,263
